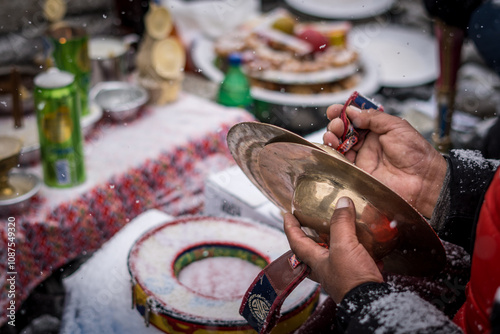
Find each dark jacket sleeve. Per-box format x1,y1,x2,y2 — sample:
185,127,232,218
334,150,499,333
430,150,499,252
336,282,463,333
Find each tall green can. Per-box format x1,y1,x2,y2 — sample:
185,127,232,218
48,23,91,116
34,68,86,188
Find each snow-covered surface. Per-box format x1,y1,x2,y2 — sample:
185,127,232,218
60,209,171,334
178,257,261,300
365,291,460,334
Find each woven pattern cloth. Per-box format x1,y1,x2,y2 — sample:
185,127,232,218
0,93,254,325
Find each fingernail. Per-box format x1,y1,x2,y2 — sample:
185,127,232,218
336,197,350,209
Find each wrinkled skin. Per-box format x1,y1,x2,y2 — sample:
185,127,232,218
323,105,447,218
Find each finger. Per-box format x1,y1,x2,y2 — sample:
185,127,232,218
329,197,359,248
326,104,344,120
326,118,345,138
346,107,401,135
323,131,340,149
324,131,357,163
283,213,328,264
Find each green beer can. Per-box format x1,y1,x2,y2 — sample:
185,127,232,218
34,68,86,187
48,23,91,117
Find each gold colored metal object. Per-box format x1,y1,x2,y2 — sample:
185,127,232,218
0,137,41,216
0,172,42,216
0,136,23,198
257,142,446,276
227,122,446,275
226,122,329,200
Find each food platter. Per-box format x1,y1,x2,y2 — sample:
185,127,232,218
191,35,380,106
251,53,379,106
226,122,446,276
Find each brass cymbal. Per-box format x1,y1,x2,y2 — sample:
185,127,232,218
258,141,446,276
226,122,331,199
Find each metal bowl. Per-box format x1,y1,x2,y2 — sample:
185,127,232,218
0,172,41,216
91,81,148,122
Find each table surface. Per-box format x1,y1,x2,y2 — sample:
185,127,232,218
0,92,254,326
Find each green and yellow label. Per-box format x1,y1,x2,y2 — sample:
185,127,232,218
41,105,73,144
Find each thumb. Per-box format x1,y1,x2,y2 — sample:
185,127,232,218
329,197,359,248
346,106,400,135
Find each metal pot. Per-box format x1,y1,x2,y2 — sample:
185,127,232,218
91,81,149,122
88,35,139,87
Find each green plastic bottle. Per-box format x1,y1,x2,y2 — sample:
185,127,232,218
217,53,253,111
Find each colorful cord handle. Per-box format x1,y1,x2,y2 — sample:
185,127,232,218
337,91,384,154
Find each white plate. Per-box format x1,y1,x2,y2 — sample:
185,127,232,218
248,62,358,85
285,0,395,20
349,24,438,87
190,36,380,105
251,54,380,106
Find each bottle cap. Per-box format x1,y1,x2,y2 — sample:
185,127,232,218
228,53,243,66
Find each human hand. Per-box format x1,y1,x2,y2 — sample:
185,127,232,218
323,105,447,218
284,197,384,304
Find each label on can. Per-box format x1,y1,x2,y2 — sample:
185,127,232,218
41,105,73,143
